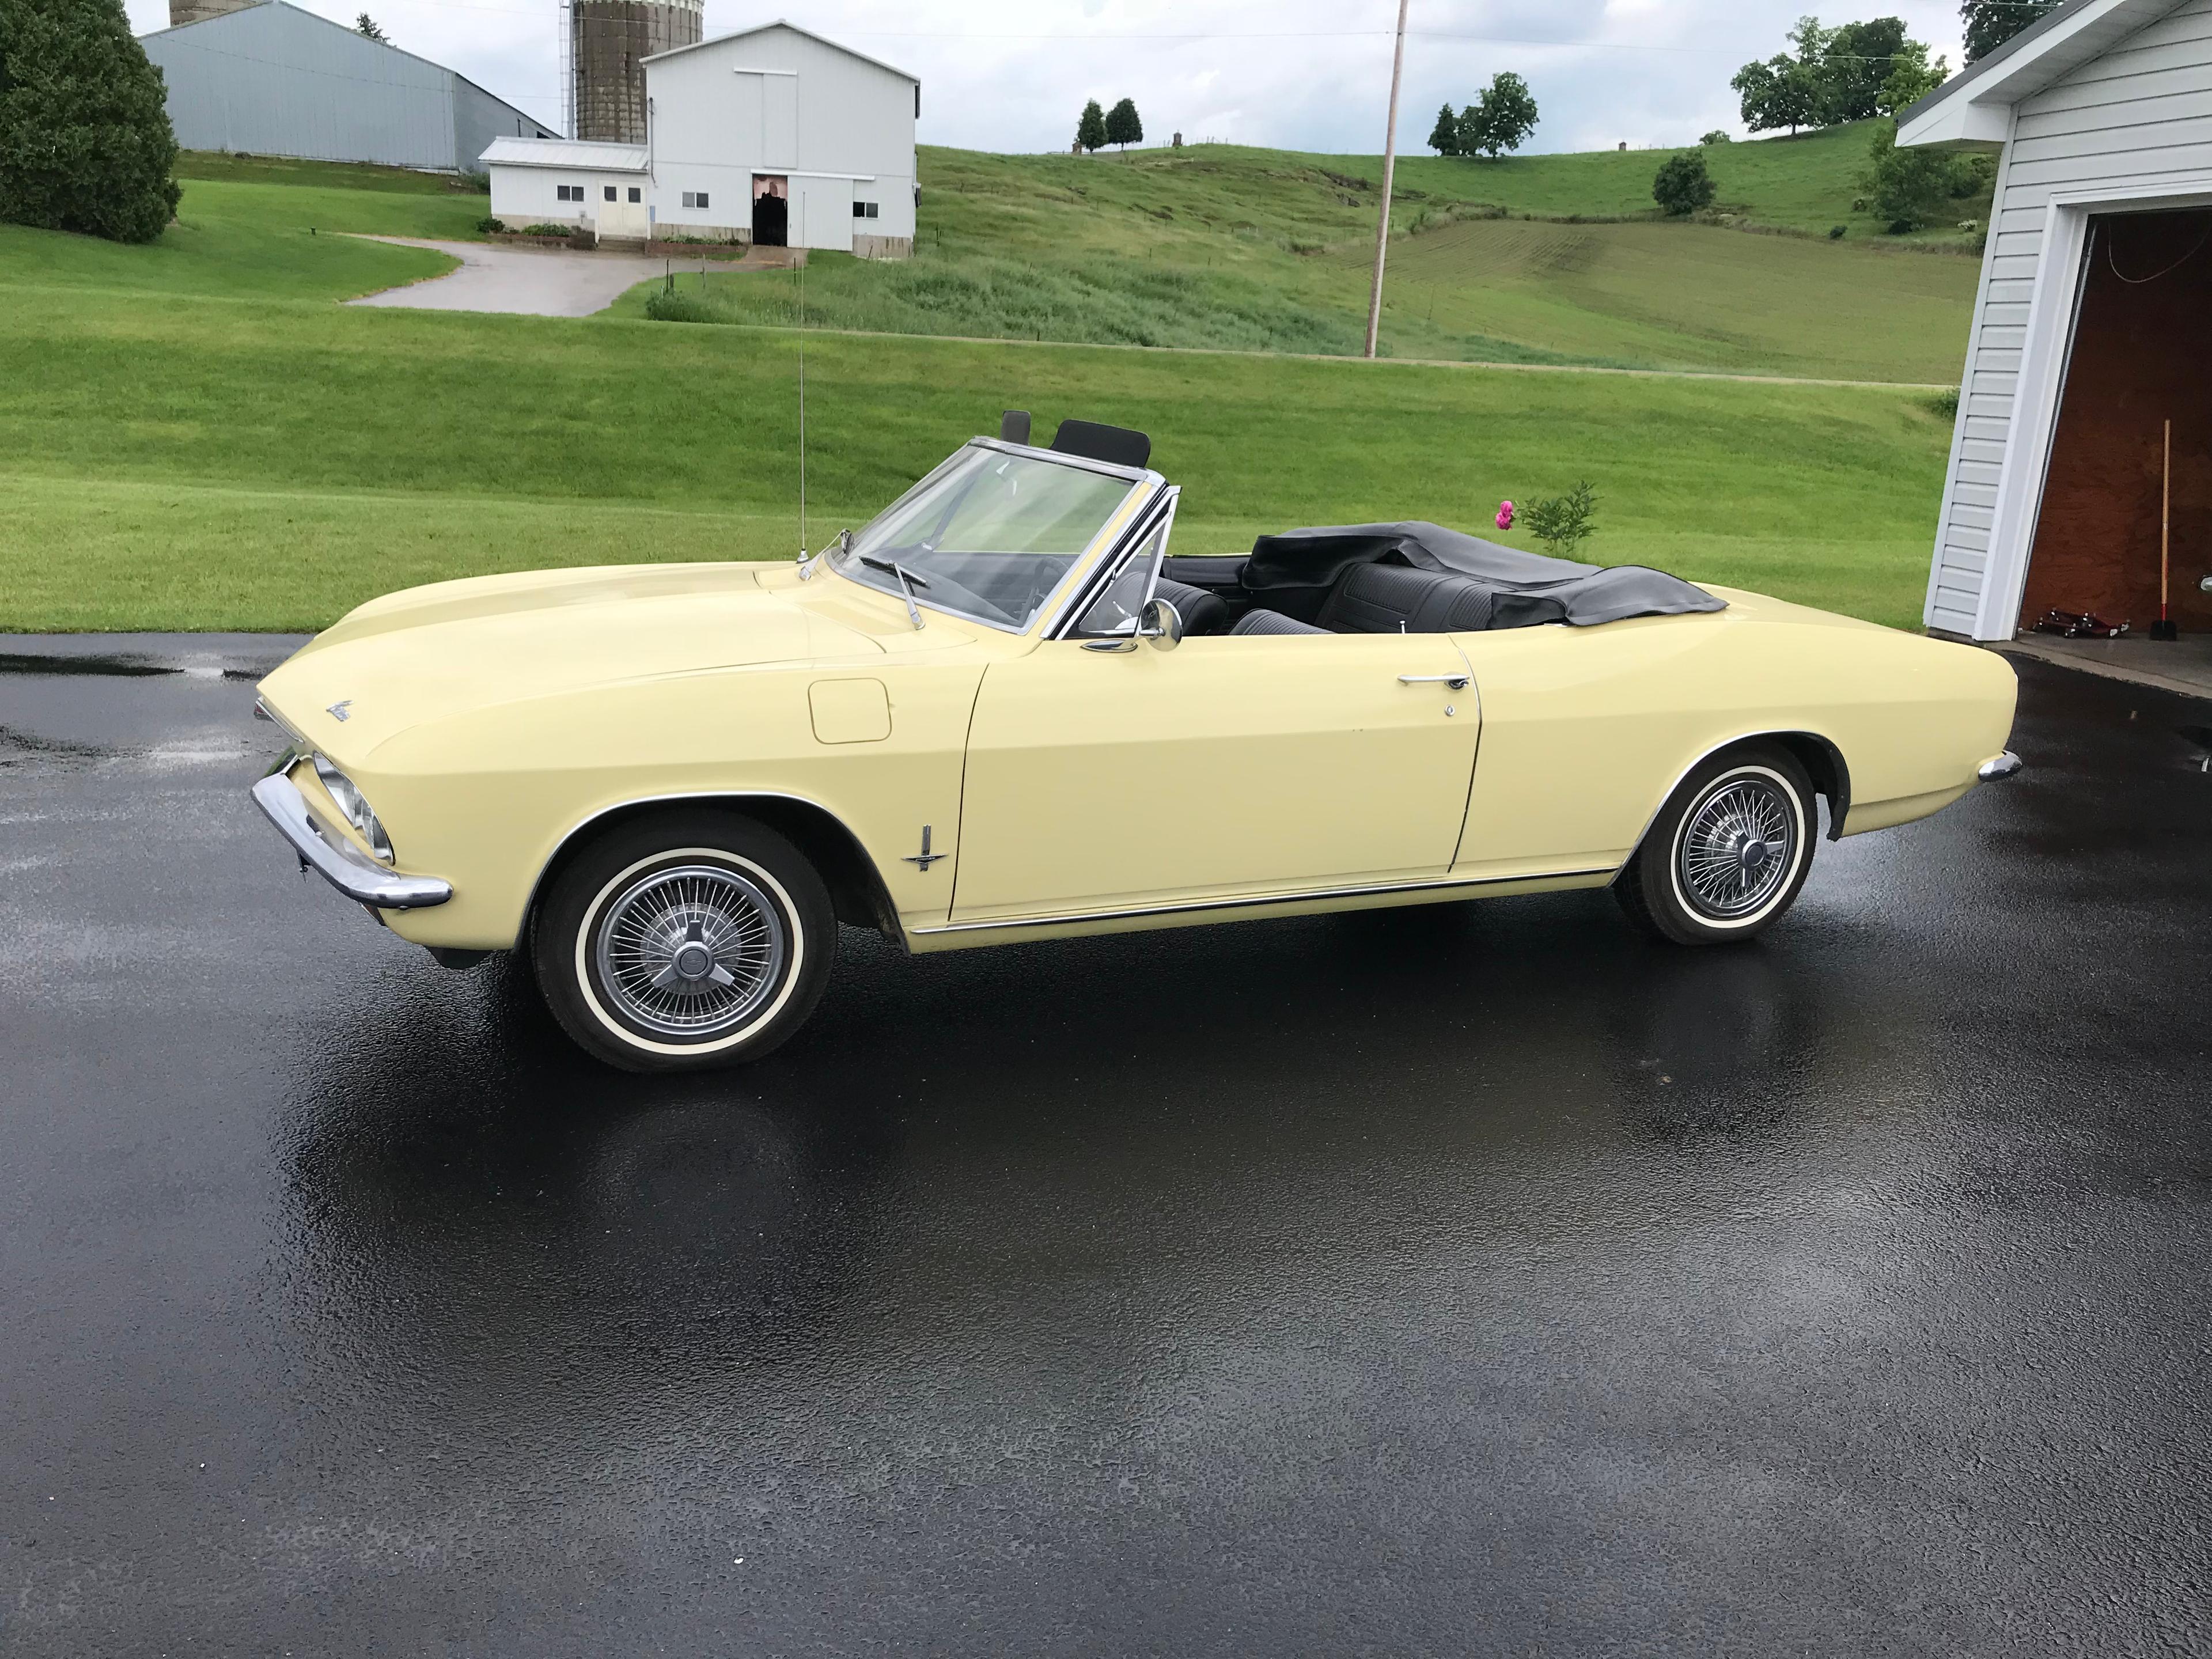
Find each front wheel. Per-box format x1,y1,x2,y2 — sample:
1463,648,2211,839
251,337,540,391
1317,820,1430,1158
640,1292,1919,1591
1615,745,1816,945
532,810,835,1072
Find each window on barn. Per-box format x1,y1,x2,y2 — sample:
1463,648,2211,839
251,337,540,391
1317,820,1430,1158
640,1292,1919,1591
683,191,710,210
603,185,617,202
627,187,641,203
556,184,580,202
853,200,878,219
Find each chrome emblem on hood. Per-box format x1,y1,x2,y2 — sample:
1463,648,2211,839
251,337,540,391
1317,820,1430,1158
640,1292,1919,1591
327,700,353,722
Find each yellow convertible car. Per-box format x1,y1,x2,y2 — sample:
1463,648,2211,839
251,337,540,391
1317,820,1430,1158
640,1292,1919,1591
252,416,2021,1072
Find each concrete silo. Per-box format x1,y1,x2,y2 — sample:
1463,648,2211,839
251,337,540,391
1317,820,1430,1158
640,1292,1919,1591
168,0,255,25
567,0,703,143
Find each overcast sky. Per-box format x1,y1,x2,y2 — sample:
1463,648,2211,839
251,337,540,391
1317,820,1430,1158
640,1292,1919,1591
126,0,1978,156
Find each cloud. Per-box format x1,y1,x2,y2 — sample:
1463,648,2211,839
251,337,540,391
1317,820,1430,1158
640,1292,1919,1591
127,0,1972,157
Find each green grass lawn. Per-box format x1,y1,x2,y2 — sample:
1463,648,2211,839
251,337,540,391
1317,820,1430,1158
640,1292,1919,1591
638,134,1980,377
0,273,1955,630
0,145,1961,632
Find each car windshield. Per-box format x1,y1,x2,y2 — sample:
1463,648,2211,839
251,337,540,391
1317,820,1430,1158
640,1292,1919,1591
830,444,1141,631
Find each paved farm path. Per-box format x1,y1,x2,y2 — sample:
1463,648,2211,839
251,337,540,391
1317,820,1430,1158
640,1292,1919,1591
344,236,675,317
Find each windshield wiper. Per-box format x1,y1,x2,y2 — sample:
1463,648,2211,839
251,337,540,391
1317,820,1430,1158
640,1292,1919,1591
858,554,930,630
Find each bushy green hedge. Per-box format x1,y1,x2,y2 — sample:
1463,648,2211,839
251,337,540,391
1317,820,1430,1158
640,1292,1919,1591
0,0,180,243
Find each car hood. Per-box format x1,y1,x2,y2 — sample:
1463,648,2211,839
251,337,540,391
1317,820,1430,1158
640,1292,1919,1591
259,563,883,755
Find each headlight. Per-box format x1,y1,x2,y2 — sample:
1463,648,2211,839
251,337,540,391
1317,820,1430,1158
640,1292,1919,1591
311,755,395,864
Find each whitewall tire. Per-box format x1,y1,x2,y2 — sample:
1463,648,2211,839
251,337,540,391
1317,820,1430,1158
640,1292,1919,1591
1615,745,1816,946
533,811,835,1072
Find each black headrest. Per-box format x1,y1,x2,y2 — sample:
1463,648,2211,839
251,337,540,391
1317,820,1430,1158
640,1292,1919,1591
999,410,1032,444
1051,419,1150,469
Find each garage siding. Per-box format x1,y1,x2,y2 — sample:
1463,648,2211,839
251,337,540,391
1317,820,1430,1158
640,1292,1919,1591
1927,0,2212,635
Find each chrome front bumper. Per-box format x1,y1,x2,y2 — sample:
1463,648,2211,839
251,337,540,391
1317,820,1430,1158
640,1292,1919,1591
251,771,453,910
1978,751,2025,782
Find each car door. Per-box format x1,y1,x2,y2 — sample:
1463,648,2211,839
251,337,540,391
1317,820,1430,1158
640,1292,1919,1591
952,626,1480,924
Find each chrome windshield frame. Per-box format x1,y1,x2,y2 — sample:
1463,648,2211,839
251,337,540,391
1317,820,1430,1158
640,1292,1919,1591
1046,485,1183,642
825,438,1165,637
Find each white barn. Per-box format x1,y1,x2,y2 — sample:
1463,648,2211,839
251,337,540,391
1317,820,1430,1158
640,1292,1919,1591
142,1,555,172
1904,0,2212,643
482,20,917,257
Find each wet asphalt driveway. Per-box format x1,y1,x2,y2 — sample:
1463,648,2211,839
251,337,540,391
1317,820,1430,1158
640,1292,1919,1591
4,643,2211,1655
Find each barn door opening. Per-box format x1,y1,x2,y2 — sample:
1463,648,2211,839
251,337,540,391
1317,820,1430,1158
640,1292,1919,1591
2021,207,2212,639
752,175,788,248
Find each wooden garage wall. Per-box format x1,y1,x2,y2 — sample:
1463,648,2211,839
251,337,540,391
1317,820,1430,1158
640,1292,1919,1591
1927,0,2212,636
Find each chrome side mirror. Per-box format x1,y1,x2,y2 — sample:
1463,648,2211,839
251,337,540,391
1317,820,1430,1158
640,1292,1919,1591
1142,596,1183,652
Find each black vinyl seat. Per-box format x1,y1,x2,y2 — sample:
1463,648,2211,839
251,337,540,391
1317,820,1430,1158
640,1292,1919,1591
1152,577,1230,637
1230,608,1329,637
1313,562,1495,634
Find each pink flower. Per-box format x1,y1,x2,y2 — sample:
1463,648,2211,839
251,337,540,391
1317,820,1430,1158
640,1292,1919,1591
1495,500,1515,531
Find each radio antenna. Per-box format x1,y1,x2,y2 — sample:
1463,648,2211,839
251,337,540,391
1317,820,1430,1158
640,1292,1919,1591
796,195,807,563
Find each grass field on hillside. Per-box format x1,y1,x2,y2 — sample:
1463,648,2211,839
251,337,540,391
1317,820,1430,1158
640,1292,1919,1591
0,268,1956,629
641,138,1978,378
0,151,1959,632
1384,122,1993,241
0,175,471,300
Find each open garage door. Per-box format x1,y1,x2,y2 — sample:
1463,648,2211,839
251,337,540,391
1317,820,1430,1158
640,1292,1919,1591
2021,208,2212,639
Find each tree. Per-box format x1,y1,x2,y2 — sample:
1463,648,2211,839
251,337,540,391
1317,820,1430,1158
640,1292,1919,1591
1865,118,1954,230
1461,71,1537,159
354,13,385,42
1818,17,1911,124
1700,130,1731,145
1075,98,1107,154
1732,14,1936,134
1104,96,1142,150
1963,0,2060,63
1427,102,1461,157
1730,54,1819,135
1652,151,1717,216
1877,40,1947,115
0,0,180,244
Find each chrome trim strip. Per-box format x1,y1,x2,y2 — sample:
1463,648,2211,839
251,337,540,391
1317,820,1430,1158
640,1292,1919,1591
1978,750,2024,781
910,865,1618,937
251,772,453,910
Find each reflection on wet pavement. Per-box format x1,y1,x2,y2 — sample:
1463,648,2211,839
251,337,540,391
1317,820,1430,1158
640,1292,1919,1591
3,651,2209,1655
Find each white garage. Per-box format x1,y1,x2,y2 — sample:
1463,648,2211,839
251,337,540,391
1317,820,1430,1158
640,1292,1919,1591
482,20,916,257
1905,0,2212,654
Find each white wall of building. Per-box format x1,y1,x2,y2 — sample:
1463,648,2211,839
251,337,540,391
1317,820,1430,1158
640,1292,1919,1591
645,22,916,253
485,156,650,233
1911,0,2212,637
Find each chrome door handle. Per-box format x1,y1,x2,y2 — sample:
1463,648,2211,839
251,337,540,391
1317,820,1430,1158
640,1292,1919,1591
1399,674,1469,690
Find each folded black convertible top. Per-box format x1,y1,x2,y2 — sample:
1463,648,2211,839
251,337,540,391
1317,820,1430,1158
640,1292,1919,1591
1243,521,1726,628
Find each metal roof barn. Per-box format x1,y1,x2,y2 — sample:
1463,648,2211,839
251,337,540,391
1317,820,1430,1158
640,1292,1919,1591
141,1,557,172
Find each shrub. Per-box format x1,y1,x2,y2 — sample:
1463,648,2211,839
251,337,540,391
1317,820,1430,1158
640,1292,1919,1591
1865,119,1955,232
453,168,488,194
1925,387,1960,419
475,214,504,233
1652,151,1716,217
1524,481,1598,558
0,0,181,244
1828,224,1846,238
1700,130,1731,145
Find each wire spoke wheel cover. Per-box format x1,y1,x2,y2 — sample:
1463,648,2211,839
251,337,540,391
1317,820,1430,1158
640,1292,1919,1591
590,862,789,1040
1673,771,1799,922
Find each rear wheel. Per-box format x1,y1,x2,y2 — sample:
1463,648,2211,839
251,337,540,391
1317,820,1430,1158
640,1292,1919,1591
1615,745,1816,945
533,810,834,1071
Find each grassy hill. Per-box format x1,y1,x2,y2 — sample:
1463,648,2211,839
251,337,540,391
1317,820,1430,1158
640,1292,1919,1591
643,127,1983,381
0,144,1965,632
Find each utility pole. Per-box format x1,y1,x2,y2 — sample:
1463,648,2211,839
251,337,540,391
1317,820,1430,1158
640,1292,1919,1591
1364,0,1410,359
